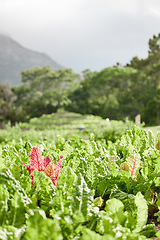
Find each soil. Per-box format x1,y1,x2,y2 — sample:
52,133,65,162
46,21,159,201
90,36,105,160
148,217,160,240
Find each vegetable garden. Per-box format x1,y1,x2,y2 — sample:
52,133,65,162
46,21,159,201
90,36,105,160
0,113,160,239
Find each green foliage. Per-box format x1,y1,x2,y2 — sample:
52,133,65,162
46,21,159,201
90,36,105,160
12,67,80,121
68,66,142,120
0,123,160,239
0,33,160,125
1,31,160,239
0,84,15,123
72,174,94,217
94,193,153,239
129,33,160,125
23,209,62,240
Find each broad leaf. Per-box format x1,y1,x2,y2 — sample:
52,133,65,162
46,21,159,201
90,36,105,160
120,153,141,180
72,174,94,218
133,192,148,233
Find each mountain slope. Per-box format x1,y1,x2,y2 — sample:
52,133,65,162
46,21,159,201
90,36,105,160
0,34,64,86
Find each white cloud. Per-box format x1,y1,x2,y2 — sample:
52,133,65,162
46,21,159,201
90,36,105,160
0,0,160,72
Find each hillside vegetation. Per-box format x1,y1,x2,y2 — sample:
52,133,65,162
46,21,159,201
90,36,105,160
0,32,160,125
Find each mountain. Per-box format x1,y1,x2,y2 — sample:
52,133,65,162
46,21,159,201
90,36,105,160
0,34,64,86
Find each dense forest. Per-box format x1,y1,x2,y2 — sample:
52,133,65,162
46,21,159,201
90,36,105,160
0,33,160,125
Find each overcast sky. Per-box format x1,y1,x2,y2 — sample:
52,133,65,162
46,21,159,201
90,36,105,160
0,0,160,73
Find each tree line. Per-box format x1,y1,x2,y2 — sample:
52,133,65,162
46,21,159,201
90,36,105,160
0,33,160,126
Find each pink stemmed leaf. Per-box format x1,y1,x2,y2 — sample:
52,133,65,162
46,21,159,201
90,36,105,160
22,147,62,187
22,147,44,185
43,156,52,168
127,153,141,180
30,147,45,171
44,155,63,187
120,153,141,180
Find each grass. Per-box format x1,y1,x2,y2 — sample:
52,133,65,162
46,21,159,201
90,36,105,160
144,125,160,138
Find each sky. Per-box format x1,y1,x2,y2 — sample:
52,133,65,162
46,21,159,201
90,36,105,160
0,0,160,73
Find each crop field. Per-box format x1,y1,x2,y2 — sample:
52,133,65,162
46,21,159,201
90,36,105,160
1,113,160,239
145,126,160,139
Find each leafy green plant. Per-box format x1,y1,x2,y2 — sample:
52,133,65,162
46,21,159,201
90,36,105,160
0,123,160,239
22,147,62,187
120,153,141,180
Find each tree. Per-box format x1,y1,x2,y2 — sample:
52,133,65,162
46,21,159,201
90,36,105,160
68,66,147,121
128,33,160,124
147,34,160,124
13,67,80,120
0,84,15,126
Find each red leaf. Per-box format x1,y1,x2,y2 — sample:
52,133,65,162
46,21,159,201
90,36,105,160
44,162,55,178
30,147,45,171
22,148,63,187
44,155,63,187
43,156,52,168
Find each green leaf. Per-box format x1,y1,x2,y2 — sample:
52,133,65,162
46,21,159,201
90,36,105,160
7,192,26,228
0,170,11,184
80,228,115,240
24,209,62,240
5,169,31,205
156,230,160,239
139,224,156,238
105,198,124,214
104,198,126,226
96,211,114,235
86,161,97,189
0,225,25,240
72,174,94,218
120,153,141,180
133,192,148,233
110,188,135,212
0,185,9,226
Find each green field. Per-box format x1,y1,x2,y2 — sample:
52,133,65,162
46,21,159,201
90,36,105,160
145,125,160,138
0,113,160,239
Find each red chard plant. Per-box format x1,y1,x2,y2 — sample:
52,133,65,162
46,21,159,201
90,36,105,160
22,147,63,187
